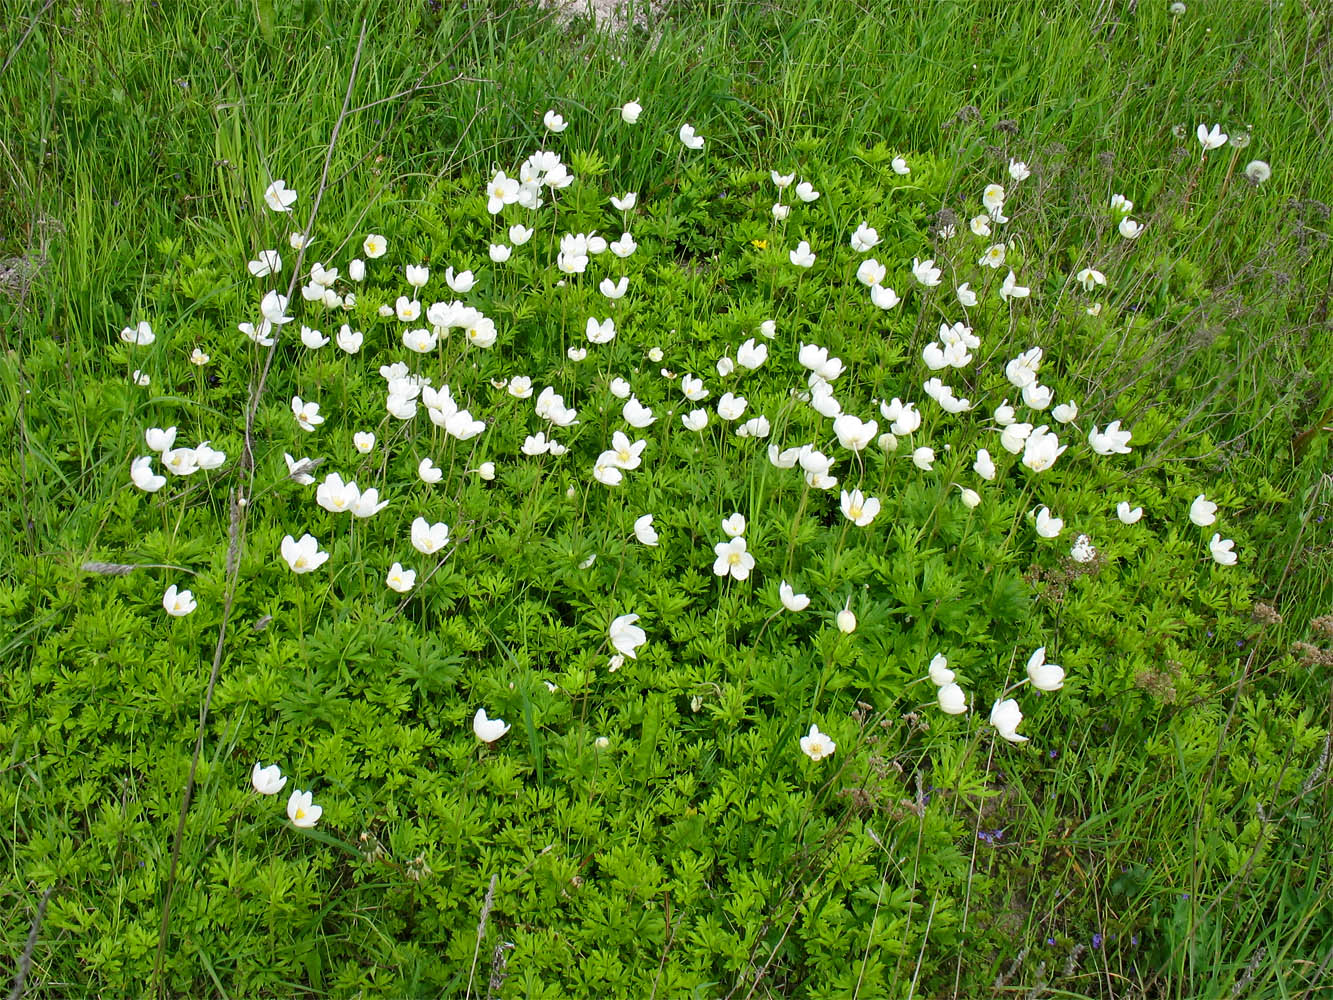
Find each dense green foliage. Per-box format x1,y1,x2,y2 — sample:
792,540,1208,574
2,1,1331,997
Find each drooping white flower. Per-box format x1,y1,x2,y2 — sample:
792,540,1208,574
633,514,658,546
678,123,704,150
794,181,820,203
473,708,510,743
989,699,1029,743
779,581,810,612
609,613,647,658
1117,502,1143,524
620,100,642,124
1034,506,1063,538
1209,533,1237,566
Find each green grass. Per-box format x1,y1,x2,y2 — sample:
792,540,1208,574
2,0,1332,996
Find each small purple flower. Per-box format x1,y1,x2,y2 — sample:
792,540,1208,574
1092,933,1103,949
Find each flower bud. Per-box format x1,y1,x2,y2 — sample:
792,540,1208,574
836,609,857,633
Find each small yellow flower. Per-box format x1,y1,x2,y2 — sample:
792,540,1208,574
750,239,768,250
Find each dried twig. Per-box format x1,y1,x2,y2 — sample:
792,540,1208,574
8,885,53,1000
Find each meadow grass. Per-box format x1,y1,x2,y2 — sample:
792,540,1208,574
2,1,1332,996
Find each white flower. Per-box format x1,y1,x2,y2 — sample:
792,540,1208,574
736,338,767,370
477,462,495,481
989,699,1029,743
508,224,533,246
1025,647,1065,690
189,347,209,366
1209,533,1237,566
353,431,375,454
771,203,791,221
911,257,942,287
1109,194,1134,215
983,184,1006,213
780,581,810,612
891,156,910,176
974,448,996,481
609,613,647,658
871,285,901,310
1196,122,1228,151
280,533,329,574
410,517,450,555
162,584,196,617
1117,502,1144,524
840,489,881,527
1009,159,1031,182
717,392,747,421
678,123,704,149
586,316,617,344
789,241,816,268
912,446,935,471
1022,382,1053,410
1189,494,1218,526
799,724,835,762
682,409,708,431
395,297,421,322
620,100,642,124
263,179,297,213
614,396,650,428
599,276,629,300
958,486,981,508
543,109,568,132
850,223,880,252
130,455,166,492
794,180,820,203
247,250,282,277
1119,217,1145,239
833,414,878,451
445,267,475,293
999,270,1030,300
970,214,992,237
1088,420,1133,455
291,396,324,432
1052,401,1079,424
386,562,417,593
415,457,443,484
836,608,857,633
771,170,795,188
299,325,328,349
609,232,637,257
288,231,309,250
1034,506,1063,538
680,375,708,402
251,763,287,795
1075,267,1107,293
286,788,322,828
336,324,364,354
735,416,770,438
980,243,1007,269
473,708,510,743
938,683,968,715
719,513,746,538
1245,160,1271,183
1070,534,1097,564
634,514,659,546
956,283,978,307
610,192,637,211
145,426,177,453
856,258,886,287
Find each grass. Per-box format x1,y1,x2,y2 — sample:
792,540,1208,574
2,0,1332,996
